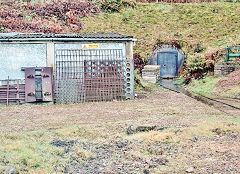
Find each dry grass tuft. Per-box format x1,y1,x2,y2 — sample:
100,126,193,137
179,119,240,140
126,131,175,142
72,148,95,160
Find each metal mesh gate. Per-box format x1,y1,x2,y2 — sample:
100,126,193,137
55,49,126,103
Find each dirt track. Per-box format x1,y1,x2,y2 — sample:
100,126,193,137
0,91,227,133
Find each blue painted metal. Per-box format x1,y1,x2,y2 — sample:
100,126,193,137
149,46,185,78
158,52,178,78
0,43,47,80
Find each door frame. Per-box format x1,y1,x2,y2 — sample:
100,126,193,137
157,51,178,78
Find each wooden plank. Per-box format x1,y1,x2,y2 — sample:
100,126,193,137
6,77,9,106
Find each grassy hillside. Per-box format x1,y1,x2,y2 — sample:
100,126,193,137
82,2,240,61
1,1,239,64
0,1,239,77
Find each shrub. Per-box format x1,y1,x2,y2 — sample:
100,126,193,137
186,54,206,73
0,0,102,33
92,0,135,13
134,53,146,73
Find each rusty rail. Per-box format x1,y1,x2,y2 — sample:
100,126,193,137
0,77,25,105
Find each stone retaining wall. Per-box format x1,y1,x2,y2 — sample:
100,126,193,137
142,65,160,83
214,65,240,77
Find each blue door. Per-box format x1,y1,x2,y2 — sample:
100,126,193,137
157,52,178,78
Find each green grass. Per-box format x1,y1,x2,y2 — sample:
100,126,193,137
0,125,104,173
0,130,66,173
1,115,239,173
186,76,222,97
1,94,240,173
186,75,240,98
82,2,240,61
217,85,240,98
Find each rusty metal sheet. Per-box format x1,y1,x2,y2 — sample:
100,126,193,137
25,68,36,103
41,67,53,101
0,79,25,105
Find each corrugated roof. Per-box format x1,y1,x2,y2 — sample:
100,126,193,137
0,33,133,40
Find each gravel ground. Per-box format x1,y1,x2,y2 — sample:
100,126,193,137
0,91,226,133
0,91,240,173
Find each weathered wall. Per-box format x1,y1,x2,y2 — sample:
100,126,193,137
126,41,133,60
0,42,128,80
0,43,47,80
54,42,126,57
0,41,135,99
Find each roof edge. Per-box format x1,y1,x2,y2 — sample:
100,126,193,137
0,37,136,42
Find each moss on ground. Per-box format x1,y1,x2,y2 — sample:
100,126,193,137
186,75,240,99
186,76,223,97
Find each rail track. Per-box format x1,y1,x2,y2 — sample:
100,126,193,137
159,79,240,117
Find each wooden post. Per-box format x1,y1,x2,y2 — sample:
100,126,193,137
7,76,9,106
17,80,20,104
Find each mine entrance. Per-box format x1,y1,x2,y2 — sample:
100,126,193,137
157,52,178,78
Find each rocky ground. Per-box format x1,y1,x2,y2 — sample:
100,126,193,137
0,91,240,173
215,70,240,99
51,131,240,174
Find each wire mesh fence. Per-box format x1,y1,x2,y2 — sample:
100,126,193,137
55,49,126,103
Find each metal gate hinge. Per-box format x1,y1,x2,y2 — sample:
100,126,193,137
27,74,34,78
44,92,51,96
42,74,49,78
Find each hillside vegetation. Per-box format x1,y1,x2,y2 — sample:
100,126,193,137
0,0,102,33
82,2,240,75
83,2,240,57
187,70,240,98
0,1,239,76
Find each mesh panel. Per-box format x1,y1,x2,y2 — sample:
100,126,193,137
55,49,126,104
